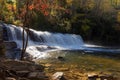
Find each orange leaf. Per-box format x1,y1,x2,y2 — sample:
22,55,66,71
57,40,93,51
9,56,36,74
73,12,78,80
29,4,34,10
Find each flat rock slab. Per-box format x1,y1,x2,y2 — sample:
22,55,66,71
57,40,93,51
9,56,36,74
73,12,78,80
52,72,64,80
28,72,45,77
2,60,44,72
5,77,16,80
28,72,49,80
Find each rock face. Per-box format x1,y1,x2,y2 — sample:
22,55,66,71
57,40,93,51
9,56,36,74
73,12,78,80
0,23,5,56
28,72,49,80
5,77,16,80
3,60,44,72
0,23,3,40
4,41,17,50
4,41,21,60
0,60,45,80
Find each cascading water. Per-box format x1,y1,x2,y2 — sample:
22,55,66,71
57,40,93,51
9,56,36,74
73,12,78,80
4,24,84,59
2,24,120,59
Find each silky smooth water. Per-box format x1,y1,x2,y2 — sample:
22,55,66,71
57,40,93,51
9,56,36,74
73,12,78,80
3,24,120,59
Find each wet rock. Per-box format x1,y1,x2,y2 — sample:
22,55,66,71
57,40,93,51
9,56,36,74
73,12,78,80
99,74,114,80
0,67,6,80
28,72,48,80
47,46,56,49
55,68,69,71
73,72,84,77
57,56,65,61
87,73,98,80
4,41,21,60
16,71,30,77
5,77,16,80
96,78,101,80
36,46,56,52
17,78,28,80
0,28,5,56
4,41,17,50
2,60,44,74
0,60,48,80
28,72,44,77
2,24,9,41
44,63,52,68
52,72,64,80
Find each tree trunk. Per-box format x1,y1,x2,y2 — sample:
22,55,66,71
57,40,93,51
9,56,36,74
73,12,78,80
20,0,30,60
21,26,25,60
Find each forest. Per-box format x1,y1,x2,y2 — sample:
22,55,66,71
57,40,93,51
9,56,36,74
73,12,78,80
0,0,120,46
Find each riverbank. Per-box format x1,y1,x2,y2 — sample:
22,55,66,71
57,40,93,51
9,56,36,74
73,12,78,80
1,41,120,80
0,56,119,80
36,51,120,80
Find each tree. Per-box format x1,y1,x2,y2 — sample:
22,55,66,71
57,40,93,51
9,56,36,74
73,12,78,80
17,0,50,60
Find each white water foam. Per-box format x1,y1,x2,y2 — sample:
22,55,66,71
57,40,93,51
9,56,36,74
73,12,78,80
5,24,85,59
4,24,120,59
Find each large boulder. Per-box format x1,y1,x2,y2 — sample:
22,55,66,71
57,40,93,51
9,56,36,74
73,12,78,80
3,60,44,72
4,41,17,50
0,60,45,80
4,41,21,59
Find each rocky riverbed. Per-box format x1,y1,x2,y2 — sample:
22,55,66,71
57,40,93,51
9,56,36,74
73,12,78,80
1,41,120,80
0,58,119,80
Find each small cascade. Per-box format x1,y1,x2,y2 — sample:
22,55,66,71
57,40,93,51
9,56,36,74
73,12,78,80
29,29,84,49
3,24,85,59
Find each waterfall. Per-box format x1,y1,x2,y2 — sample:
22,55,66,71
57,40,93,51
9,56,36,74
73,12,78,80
4,24,84,59
2,23,120,59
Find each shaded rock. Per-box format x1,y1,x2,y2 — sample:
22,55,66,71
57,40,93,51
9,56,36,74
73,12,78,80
5,48,21,60
28,72,48,80
0,32,5,56
57,56,65,61
2,24,9,41
3,60,44,72
16,71,30,77
17,78,29,80
52,72,64,80
0,60,47,80
28,72,45,77
5,77,16,80
4,41,21,60
5,70,17,77
99,74,114,80
4,41,17,50
0,67,6,80
87,73,98,80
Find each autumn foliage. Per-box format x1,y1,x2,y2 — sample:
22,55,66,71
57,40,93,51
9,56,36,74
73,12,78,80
1,0,120,47
20,0,50,18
